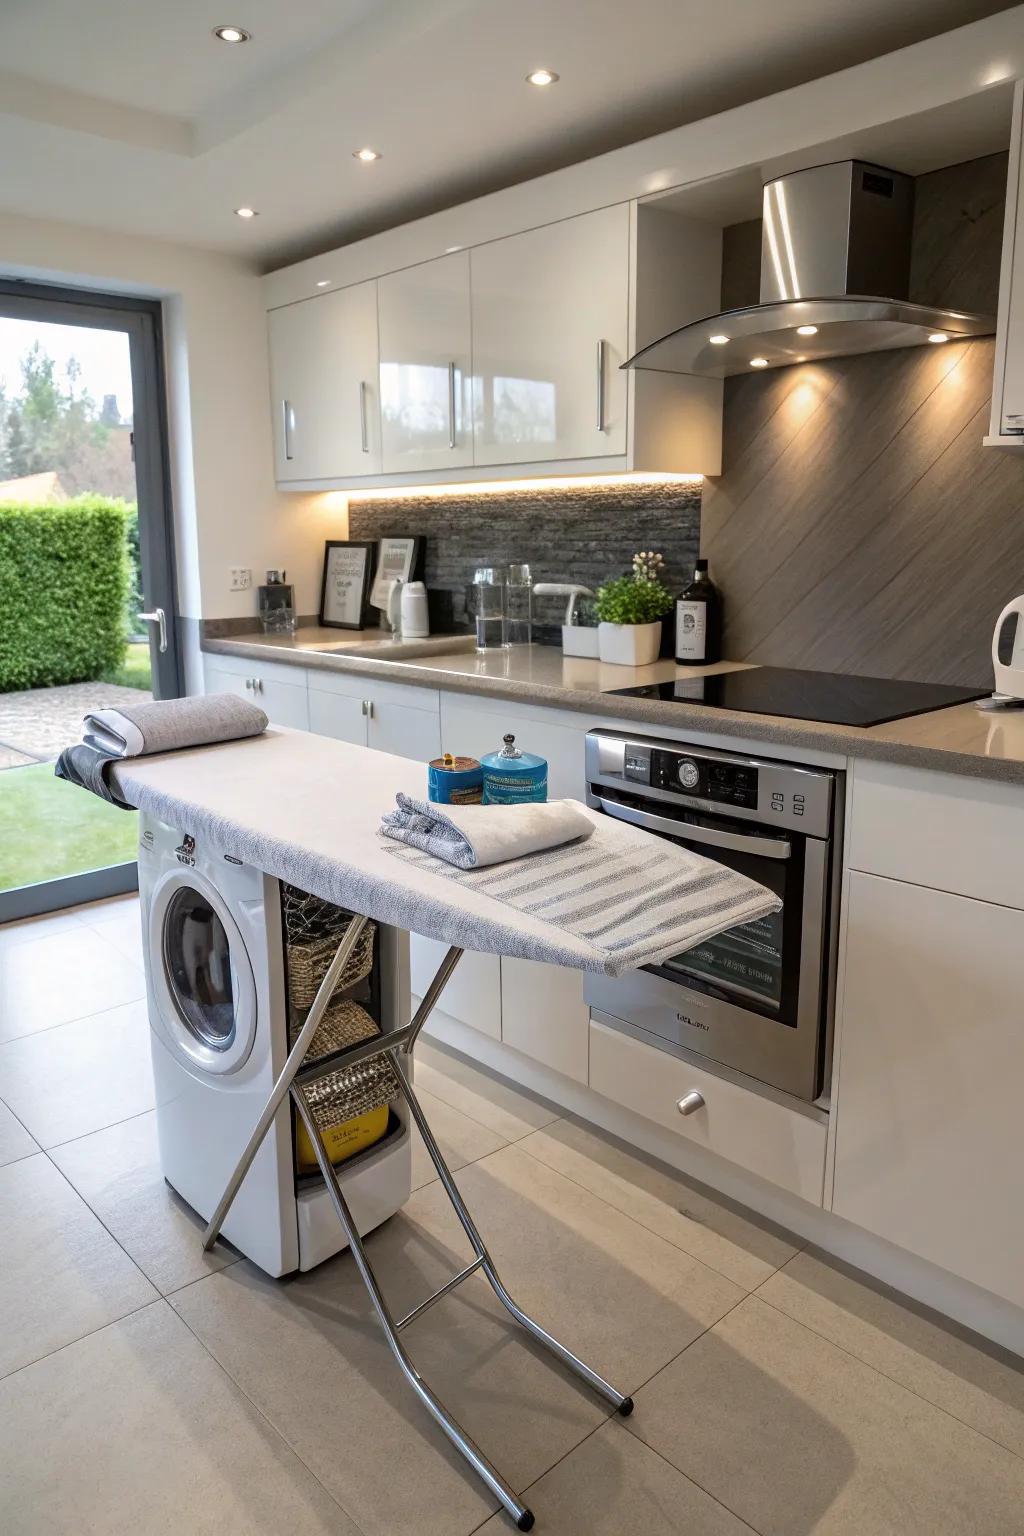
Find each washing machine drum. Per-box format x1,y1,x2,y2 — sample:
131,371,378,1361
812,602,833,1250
150,870,258,1074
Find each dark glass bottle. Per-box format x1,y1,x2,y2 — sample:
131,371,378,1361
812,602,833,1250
675,559,722,665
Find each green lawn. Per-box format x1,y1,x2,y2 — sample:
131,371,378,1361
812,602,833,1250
98,640,152,691
0,761,137,891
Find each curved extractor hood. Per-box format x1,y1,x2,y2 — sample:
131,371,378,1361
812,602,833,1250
624,160,995,378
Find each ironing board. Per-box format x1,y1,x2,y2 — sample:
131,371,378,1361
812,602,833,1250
110,727,767,1531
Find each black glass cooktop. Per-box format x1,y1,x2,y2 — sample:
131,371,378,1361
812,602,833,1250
607,666,988,727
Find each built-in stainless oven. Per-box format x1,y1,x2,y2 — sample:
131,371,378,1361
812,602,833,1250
584,730,842,1102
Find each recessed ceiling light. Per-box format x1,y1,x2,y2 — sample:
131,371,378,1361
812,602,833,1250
796,324,818,336
750,356,769,369
213,25,251,43
709,334,729,345
353,147,381,162
234,206,258,219
316,280,331,288
526,68,559,86
928,331,949,343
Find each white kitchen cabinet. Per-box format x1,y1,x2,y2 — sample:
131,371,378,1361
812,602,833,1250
833,870,1024,1308
307,670,442,761
501,958,589,1083
378,252,473,474
410,936,502,1040
989,79,1024,447
267,280,381,481
438,693,588,800
204,658,310,730
471,206,629,466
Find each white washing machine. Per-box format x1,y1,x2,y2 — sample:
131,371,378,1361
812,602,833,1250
138,813,412,1277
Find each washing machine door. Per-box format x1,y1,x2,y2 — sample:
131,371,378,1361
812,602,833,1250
148,867,258,1075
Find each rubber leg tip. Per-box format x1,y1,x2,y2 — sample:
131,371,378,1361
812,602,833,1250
618,1396,635,1417
517,1510,535,1531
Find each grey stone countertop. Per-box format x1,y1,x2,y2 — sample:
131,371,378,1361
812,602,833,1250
201,627,1024,786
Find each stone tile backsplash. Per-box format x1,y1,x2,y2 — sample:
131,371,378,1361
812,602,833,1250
348,480,702,640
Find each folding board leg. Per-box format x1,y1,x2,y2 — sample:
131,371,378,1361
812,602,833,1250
391,1055,634,1419
291,1086,536,1532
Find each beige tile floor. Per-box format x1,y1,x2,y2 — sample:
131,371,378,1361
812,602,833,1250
3,894,1024,1535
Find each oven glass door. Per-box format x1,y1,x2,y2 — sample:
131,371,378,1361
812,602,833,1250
595,791,807,1026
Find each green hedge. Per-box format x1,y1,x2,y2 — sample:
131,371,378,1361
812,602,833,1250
0,498,129,692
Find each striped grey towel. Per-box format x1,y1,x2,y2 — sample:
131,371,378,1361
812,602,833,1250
382,809,780,972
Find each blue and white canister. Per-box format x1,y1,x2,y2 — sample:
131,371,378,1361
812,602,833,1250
481,734,548,804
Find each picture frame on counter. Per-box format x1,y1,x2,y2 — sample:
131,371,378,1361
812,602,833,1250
319,540,375,629
369,535,425,609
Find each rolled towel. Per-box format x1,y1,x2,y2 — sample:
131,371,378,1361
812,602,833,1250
82,694,268,758
381,793,594,870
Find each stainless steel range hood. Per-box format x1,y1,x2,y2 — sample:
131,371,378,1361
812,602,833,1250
624,160,995,378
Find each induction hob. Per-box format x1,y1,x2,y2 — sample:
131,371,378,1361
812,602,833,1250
606,666,988,727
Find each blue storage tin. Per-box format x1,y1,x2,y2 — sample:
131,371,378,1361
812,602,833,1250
481,734,548,804
427,754,483,805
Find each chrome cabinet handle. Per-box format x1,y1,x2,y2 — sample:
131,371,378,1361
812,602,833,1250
595,337,604,430
447,361,457,449
361,698,374,717
138,607,167,654
282,398,295,461
359,381,370,453
677,1091,705,1117
594,794,792,860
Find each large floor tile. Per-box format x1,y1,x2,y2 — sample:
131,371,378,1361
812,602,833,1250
171,1223,610,1536
50,1109,237,1294
79,903,144,964
71,893,140,927
0,1098,36,1167
0,1301,361,1535
0,998,154,1147
414,1039,560,1142
0,908,83,950
410,1085,508,1191
520,1115,801,1292
758,1248,1024,1460
0,1153,156,1378
630,1294,1024,1536
477,1419,756,1535
412,1144,744,1392
0,921,144,1041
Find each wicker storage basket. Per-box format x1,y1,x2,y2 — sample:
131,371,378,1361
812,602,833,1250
286,918,376,1009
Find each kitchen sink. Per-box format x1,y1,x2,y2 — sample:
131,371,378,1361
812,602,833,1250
310,635,476,662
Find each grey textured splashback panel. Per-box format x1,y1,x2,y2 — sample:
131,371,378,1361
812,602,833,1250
701,152,1024,688
349,480,701,638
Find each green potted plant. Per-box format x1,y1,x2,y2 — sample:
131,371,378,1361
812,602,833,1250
595,551,674,666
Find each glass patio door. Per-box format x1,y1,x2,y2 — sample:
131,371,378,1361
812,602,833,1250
0,281,178,920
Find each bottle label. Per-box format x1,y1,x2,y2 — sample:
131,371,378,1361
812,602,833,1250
676,601,707,661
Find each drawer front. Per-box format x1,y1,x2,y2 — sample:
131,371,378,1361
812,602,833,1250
308,687,367,746
202,650,306,688
368,700,441,763
849,760,1024,909
589,1019,826,1204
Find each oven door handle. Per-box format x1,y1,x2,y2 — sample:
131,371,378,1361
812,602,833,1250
593,794,792,860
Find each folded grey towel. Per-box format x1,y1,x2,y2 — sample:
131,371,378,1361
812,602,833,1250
54,743,133,808
380,794,594,869
83,694,268,758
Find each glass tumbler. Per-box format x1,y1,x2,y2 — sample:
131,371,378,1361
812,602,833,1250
470,567,508,652
506,563,533,646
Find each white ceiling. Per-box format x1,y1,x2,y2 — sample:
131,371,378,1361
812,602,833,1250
0,0,1014,271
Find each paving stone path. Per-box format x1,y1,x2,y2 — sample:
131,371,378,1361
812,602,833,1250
0,681,152,765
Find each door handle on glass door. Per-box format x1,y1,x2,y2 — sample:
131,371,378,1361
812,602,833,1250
139,607,167,653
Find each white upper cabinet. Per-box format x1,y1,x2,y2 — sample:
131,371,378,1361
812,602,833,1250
990,79,1024,445
378,251,474,474
470,206,630,466
268,280,381,481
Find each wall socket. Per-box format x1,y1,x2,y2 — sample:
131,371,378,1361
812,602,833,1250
229,567,252,592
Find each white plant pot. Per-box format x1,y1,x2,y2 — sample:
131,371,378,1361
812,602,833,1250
597,620,662,667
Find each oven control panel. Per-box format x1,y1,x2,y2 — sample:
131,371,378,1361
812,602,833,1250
589,732,835,839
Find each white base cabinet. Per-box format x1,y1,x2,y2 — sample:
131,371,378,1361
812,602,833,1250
411,937,501,1041
203,656,309,730
833,870,1024,1309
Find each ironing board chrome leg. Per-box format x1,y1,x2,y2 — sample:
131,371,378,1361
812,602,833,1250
201,914,370,1252
392,1055,634,1417
291,1086,535,1533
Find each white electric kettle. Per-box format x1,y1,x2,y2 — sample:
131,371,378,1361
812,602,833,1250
992,594,1024,701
